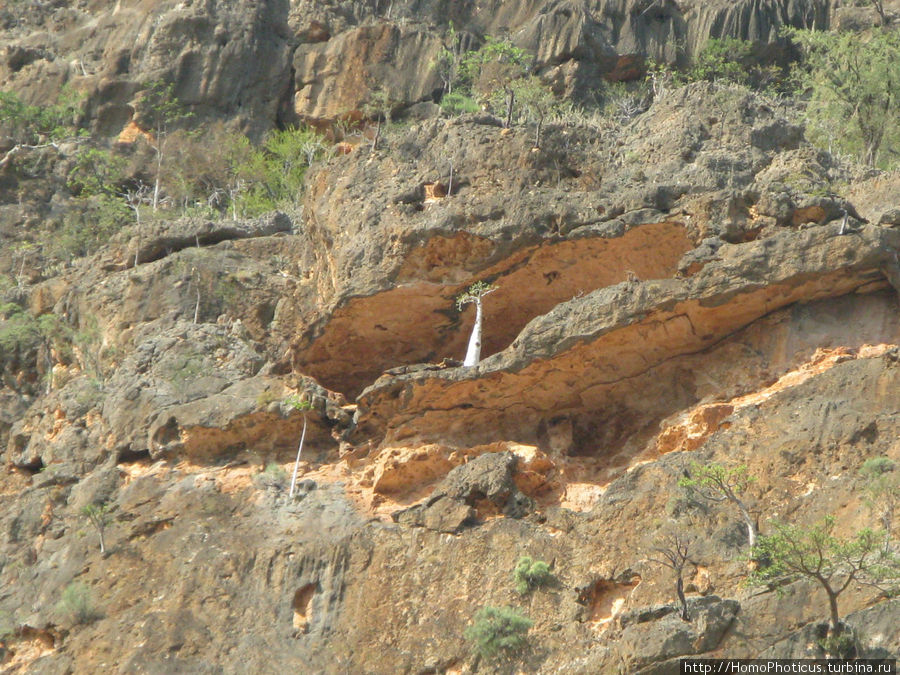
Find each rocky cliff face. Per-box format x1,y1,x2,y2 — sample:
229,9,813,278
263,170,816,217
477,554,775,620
2,0,900,673
2,0,832,136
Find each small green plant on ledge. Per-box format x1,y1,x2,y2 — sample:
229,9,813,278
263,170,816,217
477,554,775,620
464,605,532,661
255,462,287,489
513,556,553,595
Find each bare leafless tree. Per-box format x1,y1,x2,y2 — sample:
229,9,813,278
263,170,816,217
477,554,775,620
648,532,693,621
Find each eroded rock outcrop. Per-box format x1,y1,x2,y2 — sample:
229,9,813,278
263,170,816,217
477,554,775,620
356,225,900,454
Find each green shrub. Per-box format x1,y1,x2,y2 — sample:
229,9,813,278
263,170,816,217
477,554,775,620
237,126,325,215
0,302,41,353
859,456,898,539
440,91,481,115
56,582,100,625
819,629,858,658
0,304,71,366
689,37,754,85
0,88,84,145
464,605,532,660
861,456,897,476
513,556,553,595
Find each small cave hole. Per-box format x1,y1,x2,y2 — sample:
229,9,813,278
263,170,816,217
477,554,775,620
117,448,151,464
292,583,317,635
580,575,642,626
154,417,180,445
19,457,44,476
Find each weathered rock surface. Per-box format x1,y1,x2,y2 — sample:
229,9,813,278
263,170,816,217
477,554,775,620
3,6,900,670
290,82,840,397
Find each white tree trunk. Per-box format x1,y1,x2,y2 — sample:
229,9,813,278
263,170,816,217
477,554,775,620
463,297,484,367
289,414,308,498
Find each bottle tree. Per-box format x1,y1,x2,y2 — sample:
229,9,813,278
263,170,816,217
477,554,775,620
457,281,498,367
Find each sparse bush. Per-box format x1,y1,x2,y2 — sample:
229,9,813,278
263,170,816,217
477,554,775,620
464,605,532,661
648,532,693,621
508,76,560,146
818,628,859,659
601,81,651,123
513,556,553,595
81,502,111,554
53,195,129,261
56,582,100,625
255,462,288,489
860,456,898,544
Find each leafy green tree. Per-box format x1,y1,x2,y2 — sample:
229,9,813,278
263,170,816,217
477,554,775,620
0,303,72,392
59,145,131,261
238,126,324,215
679,462,758,548
0,302,42,354
0,87,83,146
513,556,553,595
460,36,530,128
747,517,900,640
0,87,85,169
464,606,532,661
67,146,126,198
54,196,129,261
786,27,900,167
